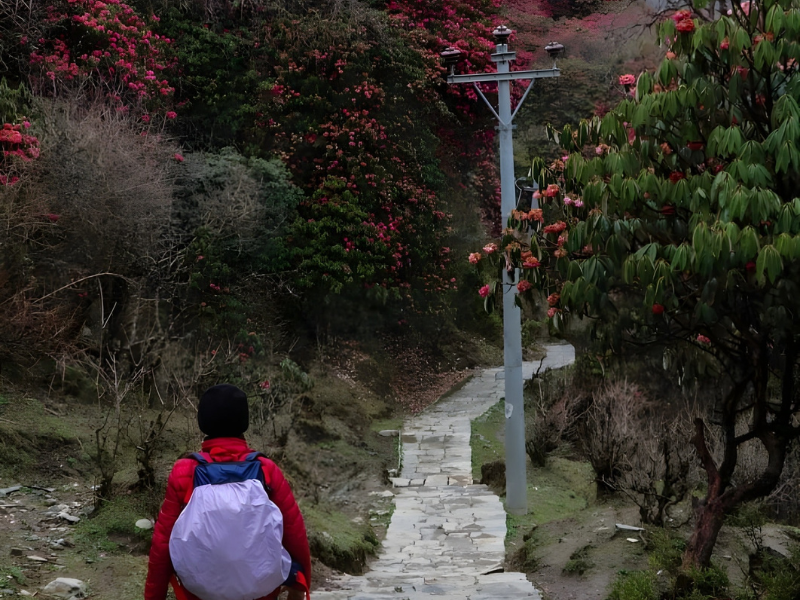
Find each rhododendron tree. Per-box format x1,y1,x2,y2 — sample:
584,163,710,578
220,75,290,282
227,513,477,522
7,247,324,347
473,0,800,569
26,0,175,112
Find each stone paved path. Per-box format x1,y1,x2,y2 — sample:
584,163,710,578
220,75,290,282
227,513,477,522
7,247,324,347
314,343,575,600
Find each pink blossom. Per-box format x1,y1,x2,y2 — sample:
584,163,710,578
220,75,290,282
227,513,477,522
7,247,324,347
468,252,482,264
478,285,491,298
482,243,498,254
563,196,574,206
697,334,711,344
174,153,184,162
547,307,559,318
166,111,177,119
618,74,636,86
517,280,532,293
259,381,271,390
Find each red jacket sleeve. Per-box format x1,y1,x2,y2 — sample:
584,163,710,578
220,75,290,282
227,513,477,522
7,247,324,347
260,458,312,588
144,458,194,600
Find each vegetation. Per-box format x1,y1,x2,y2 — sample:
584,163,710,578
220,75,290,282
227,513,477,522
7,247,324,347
473,0,800,570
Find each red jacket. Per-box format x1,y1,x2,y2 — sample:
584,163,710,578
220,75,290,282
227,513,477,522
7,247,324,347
144,437,311,600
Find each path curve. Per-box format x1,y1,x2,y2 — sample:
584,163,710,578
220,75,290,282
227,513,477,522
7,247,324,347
314,343,575,600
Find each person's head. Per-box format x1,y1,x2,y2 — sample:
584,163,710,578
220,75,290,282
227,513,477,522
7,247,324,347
197,384,249,439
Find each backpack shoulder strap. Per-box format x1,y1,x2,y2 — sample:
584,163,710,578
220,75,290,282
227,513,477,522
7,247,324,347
189,452,211,464
182,452,212,504
244,451,273,492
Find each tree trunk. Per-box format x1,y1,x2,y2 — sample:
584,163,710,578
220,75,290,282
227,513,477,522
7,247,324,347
682,496,726,568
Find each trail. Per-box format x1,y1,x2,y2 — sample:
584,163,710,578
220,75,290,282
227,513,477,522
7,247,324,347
314,343,575,600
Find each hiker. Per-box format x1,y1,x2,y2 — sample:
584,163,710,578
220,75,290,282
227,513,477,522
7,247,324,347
144,384,311,600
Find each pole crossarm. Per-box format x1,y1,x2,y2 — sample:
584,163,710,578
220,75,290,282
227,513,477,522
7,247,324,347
446,68,560,85
472,83,502,124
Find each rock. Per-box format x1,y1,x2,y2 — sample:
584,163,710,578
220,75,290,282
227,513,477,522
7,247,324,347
0,485,21,497
135,518,154,530
10,548,23,556
19,591,35,597
42,577,86,599
57,512,80,524
369,490,395,498
27,555,48,562
626,537,639,543
44,499,58,507
378,430,400,437
479,460,506,491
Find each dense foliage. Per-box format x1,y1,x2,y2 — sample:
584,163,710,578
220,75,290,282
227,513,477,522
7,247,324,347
474,0,800,568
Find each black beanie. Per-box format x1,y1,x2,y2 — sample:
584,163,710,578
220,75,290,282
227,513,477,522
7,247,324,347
197,384,249,438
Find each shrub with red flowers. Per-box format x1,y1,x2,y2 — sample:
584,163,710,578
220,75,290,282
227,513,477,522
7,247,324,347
0,121,39,186
470,0,800,571
27,0,175,112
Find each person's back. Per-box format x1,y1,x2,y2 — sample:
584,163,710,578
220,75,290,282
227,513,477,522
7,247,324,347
145,384,310,600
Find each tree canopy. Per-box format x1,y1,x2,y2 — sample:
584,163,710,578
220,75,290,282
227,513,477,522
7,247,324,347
473,0,800,568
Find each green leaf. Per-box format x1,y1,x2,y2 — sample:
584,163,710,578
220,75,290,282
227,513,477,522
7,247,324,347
756,245,783,284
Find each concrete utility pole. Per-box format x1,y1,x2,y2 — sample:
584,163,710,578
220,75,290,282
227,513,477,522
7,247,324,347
442,28,564,515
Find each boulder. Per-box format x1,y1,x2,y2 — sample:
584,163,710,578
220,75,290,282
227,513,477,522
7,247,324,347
42,578,86,599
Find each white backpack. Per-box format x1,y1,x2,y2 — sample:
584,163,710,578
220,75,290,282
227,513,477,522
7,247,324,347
169,452,292,600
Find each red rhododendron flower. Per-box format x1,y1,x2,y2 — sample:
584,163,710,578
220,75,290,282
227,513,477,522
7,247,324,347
0,129,23,144
543,221,567,234
746,261,756,272
547,307,559,318
687,141,704,151
174,153,184,162
166,111,177,119
478,285,491,298
543,184,560,198
652,303,665,315
260,381,271,390
669,171,686,184
517,280,532,293
522,258,540,269
676,18,695,33
483,243,498,254
720,38,729,50
697,334,711,344
468,252,482,264
618,74,636,86
528,209,544,222
547,293,560,306
661,205,676,216
670,9,692,23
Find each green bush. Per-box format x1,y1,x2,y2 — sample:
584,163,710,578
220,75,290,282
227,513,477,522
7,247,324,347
608,570,658,600
648,528,687,572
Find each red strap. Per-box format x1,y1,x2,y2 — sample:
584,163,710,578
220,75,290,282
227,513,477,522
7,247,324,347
170,575,194,600
294,571,311,600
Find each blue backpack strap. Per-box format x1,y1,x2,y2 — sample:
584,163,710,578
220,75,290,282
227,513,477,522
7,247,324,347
244,452,271,492
189,452,210,464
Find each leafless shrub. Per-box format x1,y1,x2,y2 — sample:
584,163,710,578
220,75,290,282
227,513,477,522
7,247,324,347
617,401,702,526
84,353,147,505
524,363,589,466
574,379,650,496
34,99,177,277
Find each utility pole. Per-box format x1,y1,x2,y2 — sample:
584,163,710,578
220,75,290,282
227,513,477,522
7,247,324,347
442,28,564,515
